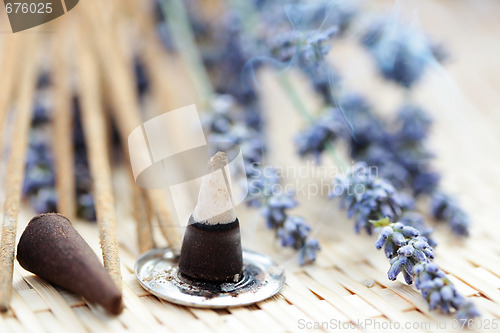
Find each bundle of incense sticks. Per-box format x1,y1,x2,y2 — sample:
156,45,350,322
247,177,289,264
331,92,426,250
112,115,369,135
0,0,196,311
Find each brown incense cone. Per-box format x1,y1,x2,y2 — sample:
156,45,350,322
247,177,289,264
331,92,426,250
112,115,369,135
179,216,243,282
17,213,123,315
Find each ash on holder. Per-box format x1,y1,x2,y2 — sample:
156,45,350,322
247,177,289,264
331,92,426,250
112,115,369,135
135,152,285,308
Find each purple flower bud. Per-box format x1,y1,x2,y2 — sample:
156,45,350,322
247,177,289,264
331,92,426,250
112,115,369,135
398,245,414,257
388,257,406,280
391,232,406,246
418,280,434,291
413,240,428,250
436,270,446,278
404,259,415,276
380,226,393,238
429,291,441,310
455,302,481,320
432,278,444,289
402,226,419,238
426,263,439,274
393,222,404,231
423,248,434,260
403,269,413,285
411,249,427,262
413,264,424,275
440,286,454,301
384,241,396,258
375,234,386,250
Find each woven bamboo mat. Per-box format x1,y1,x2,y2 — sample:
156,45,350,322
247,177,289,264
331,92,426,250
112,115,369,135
1,0,500,332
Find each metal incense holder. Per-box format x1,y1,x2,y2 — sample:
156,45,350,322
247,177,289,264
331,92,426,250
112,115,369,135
135,247,285,308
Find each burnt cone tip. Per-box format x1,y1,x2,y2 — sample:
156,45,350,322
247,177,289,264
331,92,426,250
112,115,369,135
17,213,123,315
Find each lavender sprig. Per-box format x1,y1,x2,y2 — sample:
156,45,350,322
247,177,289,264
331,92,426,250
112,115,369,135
346,98,469,235
431,192,470,237
373,218,478,319
330,162,410,236
262,189,320,265
331,94,469,235
329,162,437,242
361,19,445,88
295,107,346,163
329,163,478,319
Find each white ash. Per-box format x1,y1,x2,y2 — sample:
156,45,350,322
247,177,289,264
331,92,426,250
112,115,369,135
192,152,236,224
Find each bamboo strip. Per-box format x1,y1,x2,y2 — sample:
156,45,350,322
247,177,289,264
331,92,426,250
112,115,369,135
0,316,7,333
120,285,161,331
142,296,190,333
10,292,45,333
357,263,432,314
318,268,418,323
76,27,122,288
258,298,316,332
132,185,155,253
73,306,117,333
36,311,67,332
80,0,182,249
23,276,86,333
229,307,282,333
188,308,231,333
0,35,40,312
52,24,76,220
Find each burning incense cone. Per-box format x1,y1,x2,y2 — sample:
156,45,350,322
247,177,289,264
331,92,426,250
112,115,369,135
17,213,123,315
179,152,243,283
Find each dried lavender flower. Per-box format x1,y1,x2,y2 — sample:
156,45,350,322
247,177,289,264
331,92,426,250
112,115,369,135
278,215,311,249
258,181,319,264
330,163,477,318
344,100,439,195
295,107,346,163
396,104,432,142
330,162,408,235
261,191,298,230
373,218,479,319
361,19,442,88
340,100,467,234
399,212,436,247
299,238,321,266
431,192,470,237
414,262,479,320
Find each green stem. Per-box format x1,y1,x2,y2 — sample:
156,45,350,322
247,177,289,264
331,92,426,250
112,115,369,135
160,0,213,104
277,74,314,122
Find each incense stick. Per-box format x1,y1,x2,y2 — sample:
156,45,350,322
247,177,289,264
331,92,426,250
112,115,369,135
81,0,182,248
76,28,122,288
0,35,39,312
133,0,194,109
52,27,76,220
0,37,21,160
